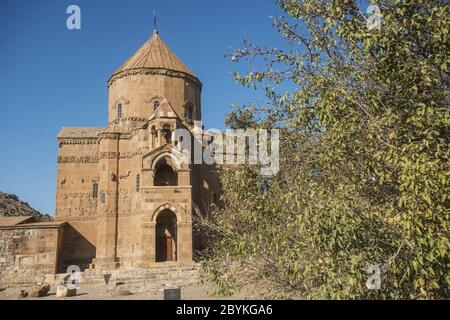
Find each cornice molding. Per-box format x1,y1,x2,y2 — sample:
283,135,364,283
58,137,99,145
107,68,202,89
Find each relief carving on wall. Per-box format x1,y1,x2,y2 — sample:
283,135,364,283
57,192,98,220
117,191,143,217
58,138,98,145
100,152,118,159
119,171,131,179
98,150,144,160
58,155,99,163
58,184,146,219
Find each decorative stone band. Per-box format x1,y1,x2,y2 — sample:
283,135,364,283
141,185,192,190
98,132,131,140
58,137,99,145
0,221,65,230
107,68,202,89
57,149,149,163
55,212,98,221
108,117,149,125
58,156,99,163
98,150,144,159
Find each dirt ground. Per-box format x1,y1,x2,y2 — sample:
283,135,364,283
0,281,266,300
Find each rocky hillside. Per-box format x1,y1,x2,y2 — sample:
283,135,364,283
0,192,52,222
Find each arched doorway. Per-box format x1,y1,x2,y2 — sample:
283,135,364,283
155,210,177,262
154,159,178,186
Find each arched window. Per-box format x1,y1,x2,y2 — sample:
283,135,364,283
92,183,98,198
162,124,171,144
136,174,140,192
185,103,193,121
151,126,157,148
101,192,106,204
154,159,177,186
153,100,160,110
117,103,123,119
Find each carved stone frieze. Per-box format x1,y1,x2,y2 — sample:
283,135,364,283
58,156,99,163
58,138,98,145
108,68,201,88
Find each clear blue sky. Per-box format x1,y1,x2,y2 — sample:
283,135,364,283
0,0,285,215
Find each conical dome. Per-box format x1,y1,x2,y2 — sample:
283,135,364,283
109,30,197,84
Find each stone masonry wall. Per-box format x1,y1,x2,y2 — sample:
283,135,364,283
0,225,62,287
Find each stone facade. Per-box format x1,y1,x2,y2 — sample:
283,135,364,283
54,29,219,271
0,222,64,286
0,29,219,287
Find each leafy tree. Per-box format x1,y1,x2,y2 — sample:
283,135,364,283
198,0,449,299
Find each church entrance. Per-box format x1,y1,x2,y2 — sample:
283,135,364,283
155,210,177,262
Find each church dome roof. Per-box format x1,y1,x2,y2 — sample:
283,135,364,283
108,30,198,85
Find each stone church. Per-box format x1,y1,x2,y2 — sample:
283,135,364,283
54,28,220,271
0,28,220,286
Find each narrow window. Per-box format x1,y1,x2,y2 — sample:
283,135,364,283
186,104,193,121
153,100,160,110
162,124,171,144
151,126,157,147
117,103,123,119
101,192,106,204
92,183,98,198
136,174,140,192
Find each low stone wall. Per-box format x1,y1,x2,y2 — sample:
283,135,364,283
0,223,63,287
47,264,201,293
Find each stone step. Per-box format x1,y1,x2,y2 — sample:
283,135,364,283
49,264,202,292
